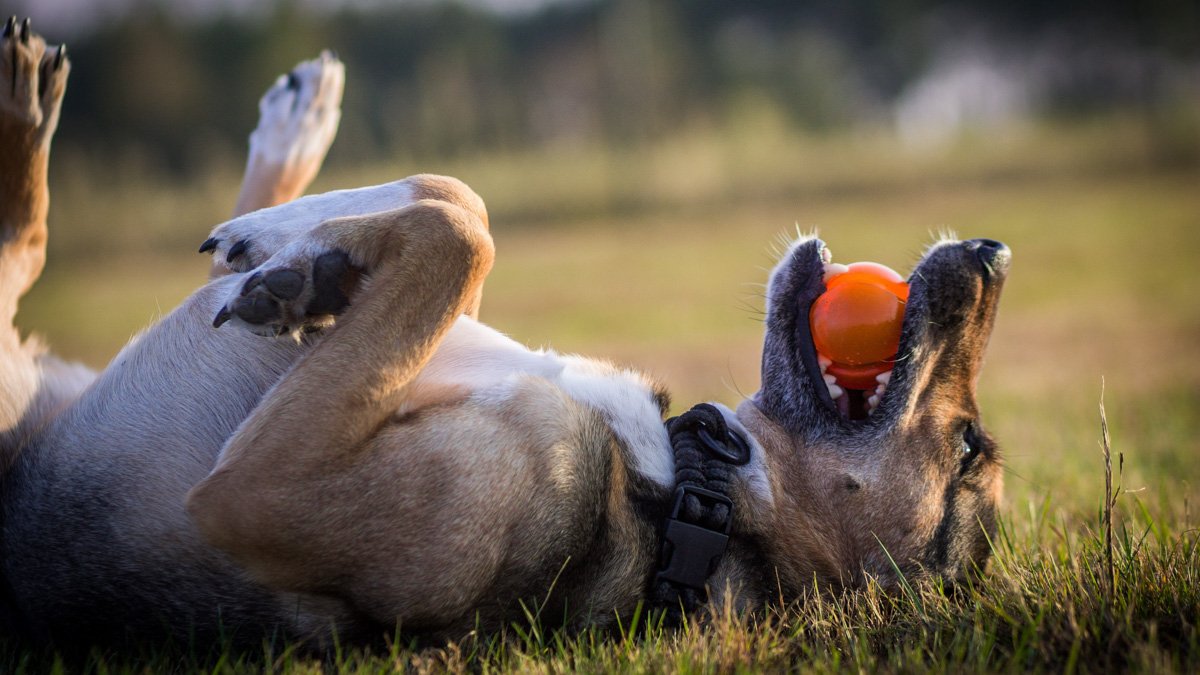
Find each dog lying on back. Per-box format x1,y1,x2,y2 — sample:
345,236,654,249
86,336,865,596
0,18,1009,649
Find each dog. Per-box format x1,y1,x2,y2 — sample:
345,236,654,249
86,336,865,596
0,18,1009,649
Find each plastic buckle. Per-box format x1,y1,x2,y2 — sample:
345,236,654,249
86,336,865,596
655,486,734,591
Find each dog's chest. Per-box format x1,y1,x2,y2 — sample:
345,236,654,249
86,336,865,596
408,316,674,487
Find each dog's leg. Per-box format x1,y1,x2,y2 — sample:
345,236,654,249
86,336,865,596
232,51,343,218
203,174,490,318
0,17,68,330
187,197,494,586
0,18,71,449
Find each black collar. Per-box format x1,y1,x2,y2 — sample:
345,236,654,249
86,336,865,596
649,403,751,623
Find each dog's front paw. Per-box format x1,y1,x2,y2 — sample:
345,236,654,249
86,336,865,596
213,249,361,338
0,17,69,150
201,199,329,272
199,226,274,274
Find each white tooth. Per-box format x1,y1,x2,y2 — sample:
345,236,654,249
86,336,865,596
827,383,845,400
875,370,892,385
867,394,879,408
821,247,832,263
875,383,886,397
822,263,849,283
823,374,837,385
818,355,833,371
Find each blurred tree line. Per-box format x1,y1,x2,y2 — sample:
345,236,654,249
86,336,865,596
36,0,1199,178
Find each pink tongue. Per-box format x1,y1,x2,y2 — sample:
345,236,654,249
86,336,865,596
836,391,851,418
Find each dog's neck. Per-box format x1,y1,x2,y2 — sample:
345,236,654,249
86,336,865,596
648,402,777,619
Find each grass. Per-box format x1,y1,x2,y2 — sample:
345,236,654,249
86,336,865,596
6,115,1200,671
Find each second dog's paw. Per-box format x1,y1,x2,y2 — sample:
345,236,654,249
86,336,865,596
212,250,361,337
0,17,70,146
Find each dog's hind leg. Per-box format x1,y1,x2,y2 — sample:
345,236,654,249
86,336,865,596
0,18,72,448
0,17,68,331
232,51,344,218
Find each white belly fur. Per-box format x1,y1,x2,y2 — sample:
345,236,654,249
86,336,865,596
408,316,674,487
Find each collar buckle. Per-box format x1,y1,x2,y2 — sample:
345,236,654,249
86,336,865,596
655,486,733,591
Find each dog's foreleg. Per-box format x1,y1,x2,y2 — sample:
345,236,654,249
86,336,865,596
203,175,489,318
187,196,494,592
232,51,343,218
0,18,68,329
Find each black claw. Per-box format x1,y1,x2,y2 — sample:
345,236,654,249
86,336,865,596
213,307,232,328
226,240,248,262
3,16,15,38
198,237,218,254
329,49,339,61
286,72,299,90
240,271,264,295
20,17,29,43
54,44,65,69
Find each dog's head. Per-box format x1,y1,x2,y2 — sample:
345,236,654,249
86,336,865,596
736,236,1009,594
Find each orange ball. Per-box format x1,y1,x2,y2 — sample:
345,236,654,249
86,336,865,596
809,262,909,390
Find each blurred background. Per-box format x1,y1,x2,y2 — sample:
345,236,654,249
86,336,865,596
6,0,1200,519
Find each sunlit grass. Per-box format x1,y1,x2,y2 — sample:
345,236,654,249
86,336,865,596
4,494,1196,672
7,116,1200,671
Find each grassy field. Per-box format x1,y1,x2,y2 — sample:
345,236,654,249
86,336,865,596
6,117,1200,671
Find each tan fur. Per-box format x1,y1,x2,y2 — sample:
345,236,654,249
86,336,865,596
410,174,491,319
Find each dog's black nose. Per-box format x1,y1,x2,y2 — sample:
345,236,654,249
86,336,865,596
966,238,1010,278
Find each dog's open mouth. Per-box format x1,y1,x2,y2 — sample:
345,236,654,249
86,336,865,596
808,251,907,421
758,236,1009,432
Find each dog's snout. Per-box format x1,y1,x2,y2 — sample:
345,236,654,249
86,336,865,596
966,238,1010,279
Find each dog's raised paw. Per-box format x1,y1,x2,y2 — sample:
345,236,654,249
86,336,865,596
250,50,343,169
213,250,359,337
0,17,69,147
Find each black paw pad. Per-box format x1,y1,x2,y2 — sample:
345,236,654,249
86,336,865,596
233,293,282,325
263,269,305,300
307,251,357,316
